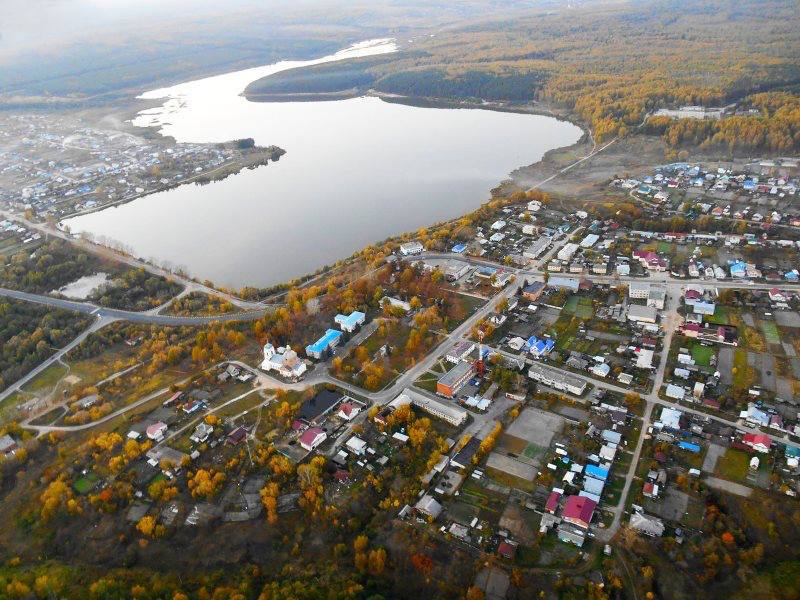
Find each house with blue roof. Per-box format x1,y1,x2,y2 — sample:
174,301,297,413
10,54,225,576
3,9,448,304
525,335,555,358
676,441,701,453
451,243,466,254
785,270,799,282
585,464,609,481
729,260,747,278
306,329,343,360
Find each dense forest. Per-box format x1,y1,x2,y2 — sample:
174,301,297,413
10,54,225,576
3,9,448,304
91,268,182,312
247,0,800,152
0,299,90,390
644,92,800,153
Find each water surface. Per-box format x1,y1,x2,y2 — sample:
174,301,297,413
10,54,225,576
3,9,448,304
64,39,583,289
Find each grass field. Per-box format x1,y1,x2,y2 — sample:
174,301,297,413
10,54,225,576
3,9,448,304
706,306,731,326
413,373,439,393
716,448,750,482
522,443,546,462
760,321,781,345
690,344,714,367
73,473,99,495
732,349,756,390
20,363,68,394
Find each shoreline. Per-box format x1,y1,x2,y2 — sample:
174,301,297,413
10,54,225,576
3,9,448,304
54,52,592,296
55,96,590,296
59,143,285,222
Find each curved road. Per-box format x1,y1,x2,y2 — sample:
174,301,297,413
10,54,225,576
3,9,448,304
0,286,265,325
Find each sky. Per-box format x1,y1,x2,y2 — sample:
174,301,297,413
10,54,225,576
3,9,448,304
0,0,262,56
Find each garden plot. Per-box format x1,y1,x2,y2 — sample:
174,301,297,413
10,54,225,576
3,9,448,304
775,310,800,328
717,347,734,385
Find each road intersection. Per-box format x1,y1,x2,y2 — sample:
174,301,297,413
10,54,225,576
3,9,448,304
4,230,799,544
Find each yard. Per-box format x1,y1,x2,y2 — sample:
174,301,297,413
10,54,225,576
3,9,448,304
715,448,750,482
705,306,731,326
73,473,100,495
760,320,781,346
690,343,714,367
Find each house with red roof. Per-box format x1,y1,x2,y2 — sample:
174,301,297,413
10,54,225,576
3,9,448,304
743,433,771,454
338,402,361,421
769,288,789,303
545,490,562,514
299,427,327,451
633,250,669,272
497,540,518,559
680,322,701,338
562,495,597,529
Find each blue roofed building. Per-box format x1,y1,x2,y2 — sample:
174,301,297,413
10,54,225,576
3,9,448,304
306,329,343,360
334,311,366,333
526,335,555,358
677,441,701,453
729,260,747,278
585,464,609,481
451,243,466,254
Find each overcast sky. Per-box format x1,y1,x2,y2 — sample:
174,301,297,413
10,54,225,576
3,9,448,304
0,0,265,55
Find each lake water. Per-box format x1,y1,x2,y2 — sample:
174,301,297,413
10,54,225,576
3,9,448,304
63,39,583,289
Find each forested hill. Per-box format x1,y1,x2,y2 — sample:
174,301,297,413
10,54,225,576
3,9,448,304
246,0,800,151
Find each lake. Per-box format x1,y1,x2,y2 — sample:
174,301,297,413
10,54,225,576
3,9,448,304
63,39,583,289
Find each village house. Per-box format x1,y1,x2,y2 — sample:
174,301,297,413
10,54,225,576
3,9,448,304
338,401,362,421
299,427,327,451
633,250,669,271
562,495,597,529
743,433,772,454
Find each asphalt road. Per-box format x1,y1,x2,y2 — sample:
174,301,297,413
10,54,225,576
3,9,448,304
0,286,265,325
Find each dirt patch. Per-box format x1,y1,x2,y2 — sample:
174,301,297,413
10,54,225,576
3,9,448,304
499,500,537,545
702,443,726,473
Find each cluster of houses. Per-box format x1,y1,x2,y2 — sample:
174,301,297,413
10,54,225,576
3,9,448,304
617,160,799,219
539,426,628,547
1,114,246,218
287,389,366,456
